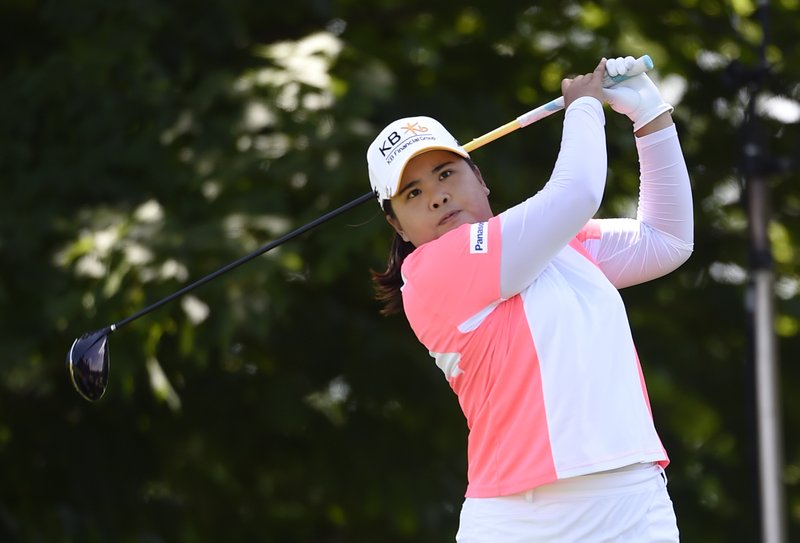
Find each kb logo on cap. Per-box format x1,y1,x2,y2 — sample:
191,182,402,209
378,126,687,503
378,121,430,158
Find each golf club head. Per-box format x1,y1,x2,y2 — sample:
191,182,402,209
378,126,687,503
67,327,112,401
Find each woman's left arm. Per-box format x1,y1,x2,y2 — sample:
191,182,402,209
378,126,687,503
583,113,694,288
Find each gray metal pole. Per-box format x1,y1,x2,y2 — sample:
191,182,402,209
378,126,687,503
746,172,786,543
746,4,787,537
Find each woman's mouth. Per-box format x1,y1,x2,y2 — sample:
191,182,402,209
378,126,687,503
439,210,460,226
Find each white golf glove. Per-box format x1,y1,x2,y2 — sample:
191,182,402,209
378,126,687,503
602,56,673,132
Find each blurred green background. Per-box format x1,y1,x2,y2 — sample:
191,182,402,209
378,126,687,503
2,0,799,541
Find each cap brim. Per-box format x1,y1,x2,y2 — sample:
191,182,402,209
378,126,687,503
384,145,470,200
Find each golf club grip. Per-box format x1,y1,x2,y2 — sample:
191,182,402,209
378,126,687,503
516,55,653,128
602,54,653,87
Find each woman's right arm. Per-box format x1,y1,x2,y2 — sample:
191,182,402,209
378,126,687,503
498,97,607,299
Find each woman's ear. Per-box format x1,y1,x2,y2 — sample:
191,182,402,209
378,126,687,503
479,173,490,196
386,214,410,242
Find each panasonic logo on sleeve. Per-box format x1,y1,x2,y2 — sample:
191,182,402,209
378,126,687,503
470,222,488,254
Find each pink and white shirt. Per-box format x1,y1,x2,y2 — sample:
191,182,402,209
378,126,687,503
400,98,693,498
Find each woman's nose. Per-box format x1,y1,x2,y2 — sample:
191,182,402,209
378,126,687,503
431,193,449,210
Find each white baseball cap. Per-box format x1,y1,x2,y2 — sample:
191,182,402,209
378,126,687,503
367,116,470,203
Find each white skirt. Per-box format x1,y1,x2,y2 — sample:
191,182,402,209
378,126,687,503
455,463,679,542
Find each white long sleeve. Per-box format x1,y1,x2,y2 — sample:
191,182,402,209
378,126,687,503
583,124,694,288
498,97,607,299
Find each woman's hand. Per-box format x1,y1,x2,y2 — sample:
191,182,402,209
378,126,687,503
562,58,606,109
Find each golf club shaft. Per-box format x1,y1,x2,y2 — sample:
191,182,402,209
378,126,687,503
464,55,653,152
112,190,375,331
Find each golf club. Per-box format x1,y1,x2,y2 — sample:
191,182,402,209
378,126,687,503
68,55,654,401
67,191,374,401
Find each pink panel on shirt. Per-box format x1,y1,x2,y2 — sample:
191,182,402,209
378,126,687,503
459,295,558,496
402,218,502,344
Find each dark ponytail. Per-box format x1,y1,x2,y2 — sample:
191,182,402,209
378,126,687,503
371,201,415,316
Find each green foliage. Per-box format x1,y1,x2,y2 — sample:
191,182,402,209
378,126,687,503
2,0,800,541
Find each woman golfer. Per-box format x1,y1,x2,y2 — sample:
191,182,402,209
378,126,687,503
367,57,693,542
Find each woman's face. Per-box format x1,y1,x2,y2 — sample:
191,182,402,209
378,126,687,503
386,150,493,247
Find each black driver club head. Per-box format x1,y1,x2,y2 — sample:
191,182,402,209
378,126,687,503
67,327,112,401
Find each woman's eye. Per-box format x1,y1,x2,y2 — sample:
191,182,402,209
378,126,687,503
439,169,453,181
408,188,421,199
